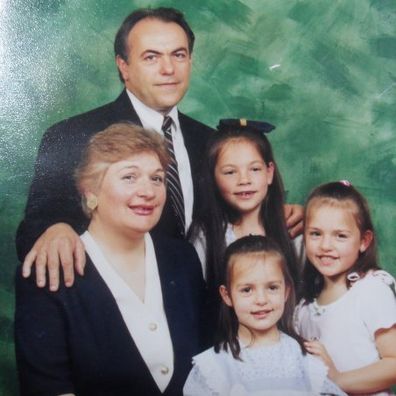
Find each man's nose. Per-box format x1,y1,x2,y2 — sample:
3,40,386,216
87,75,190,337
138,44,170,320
160,56,175,75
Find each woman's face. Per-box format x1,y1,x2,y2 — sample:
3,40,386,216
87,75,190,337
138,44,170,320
214,139,274,218
90,151,166,238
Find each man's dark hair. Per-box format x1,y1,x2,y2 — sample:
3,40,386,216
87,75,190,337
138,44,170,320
114,7,195,82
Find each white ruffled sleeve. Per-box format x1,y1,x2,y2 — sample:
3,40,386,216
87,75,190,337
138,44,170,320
358,271,396,336
183,348,228,396
183,363,219,396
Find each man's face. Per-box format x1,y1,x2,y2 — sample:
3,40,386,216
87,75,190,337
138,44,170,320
116,18,192,115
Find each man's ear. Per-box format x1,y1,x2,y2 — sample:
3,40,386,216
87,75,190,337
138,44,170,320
219,285,233,307
116,55,129,82
360,230,373,253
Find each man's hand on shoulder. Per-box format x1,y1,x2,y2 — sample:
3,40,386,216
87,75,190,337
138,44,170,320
284,204,304,238
22,223,86,291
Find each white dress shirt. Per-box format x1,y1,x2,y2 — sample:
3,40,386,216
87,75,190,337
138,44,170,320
127,90,194,232
81,231,174,392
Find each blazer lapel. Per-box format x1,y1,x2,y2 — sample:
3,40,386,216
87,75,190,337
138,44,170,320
110,89,143,126
178,112,202,176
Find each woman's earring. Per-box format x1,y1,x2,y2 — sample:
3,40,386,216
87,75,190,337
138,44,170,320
87,195,98,211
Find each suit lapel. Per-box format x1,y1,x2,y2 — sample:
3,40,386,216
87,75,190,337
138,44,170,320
178,112,201,176
110,89,143,126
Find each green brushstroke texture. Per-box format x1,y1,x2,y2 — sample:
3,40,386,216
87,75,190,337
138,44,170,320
1,0,395,393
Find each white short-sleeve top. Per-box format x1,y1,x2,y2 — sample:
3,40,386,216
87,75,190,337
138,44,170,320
295,270,396,396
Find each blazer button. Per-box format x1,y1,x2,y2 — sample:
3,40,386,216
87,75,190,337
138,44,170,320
149,322,158,331
160,366,169,375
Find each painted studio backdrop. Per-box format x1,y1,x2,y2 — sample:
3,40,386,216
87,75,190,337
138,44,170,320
1,0,395,393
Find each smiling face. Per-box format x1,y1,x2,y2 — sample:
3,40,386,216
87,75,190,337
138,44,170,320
116,18,192,114
220,253,289,345
214,139,274,218
88,151,166,239
304,201,372,284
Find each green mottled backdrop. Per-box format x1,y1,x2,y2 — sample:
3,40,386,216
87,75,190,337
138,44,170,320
1,0,395,393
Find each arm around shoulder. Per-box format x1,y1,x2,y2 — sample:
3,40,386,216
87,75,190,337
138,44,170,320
21,222,86,291
16,120,89,261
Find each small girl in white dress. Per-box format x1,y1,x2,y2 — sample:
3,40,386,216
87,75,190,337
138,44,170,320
184,235,345,395
295,181,396,396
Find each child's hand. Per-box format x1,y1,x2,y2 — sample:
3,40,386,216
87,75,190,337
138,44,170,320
304,340,339,380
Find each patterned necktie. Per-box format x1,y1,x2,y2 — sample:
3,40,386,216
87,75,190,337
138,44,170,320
162,116,185,237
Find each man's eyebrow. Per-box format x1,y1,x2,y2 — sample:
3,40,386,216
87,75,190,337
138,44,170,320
172,46,188,52
141,47,189,56
141,49,162,56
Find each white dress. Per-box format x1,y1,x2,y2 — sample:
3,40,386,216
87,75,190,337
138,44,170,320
295,270,396,396
183,332,346,396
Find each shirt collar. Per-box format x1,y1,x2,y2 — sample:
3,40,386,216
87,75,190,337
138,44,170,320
126,89,180,134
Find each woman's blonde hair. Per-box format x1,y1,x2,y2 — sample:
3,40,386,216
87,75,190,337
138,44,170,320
75,122,169,217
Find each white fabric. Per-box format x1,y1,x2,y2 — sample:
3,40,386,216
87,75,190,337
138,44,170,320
191,228,207,278
295,270,396,396
127,89,193,232
192,224,303,279
81,231,174,392
183,332,346,396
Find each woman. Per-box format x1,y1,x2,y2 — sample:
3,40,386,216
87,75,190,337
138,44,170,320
15,123,206,395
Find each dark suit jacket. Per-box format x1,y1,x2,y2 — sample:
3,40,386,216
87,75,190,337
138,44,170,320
15,235,207,396
16,90,214,260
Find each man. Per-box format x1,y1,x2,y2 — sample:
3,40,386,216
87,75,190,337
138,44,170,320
16,7,302,291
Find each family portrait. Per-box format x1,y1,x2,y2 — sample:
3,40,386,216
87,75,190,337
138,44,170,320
1,1,395,395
